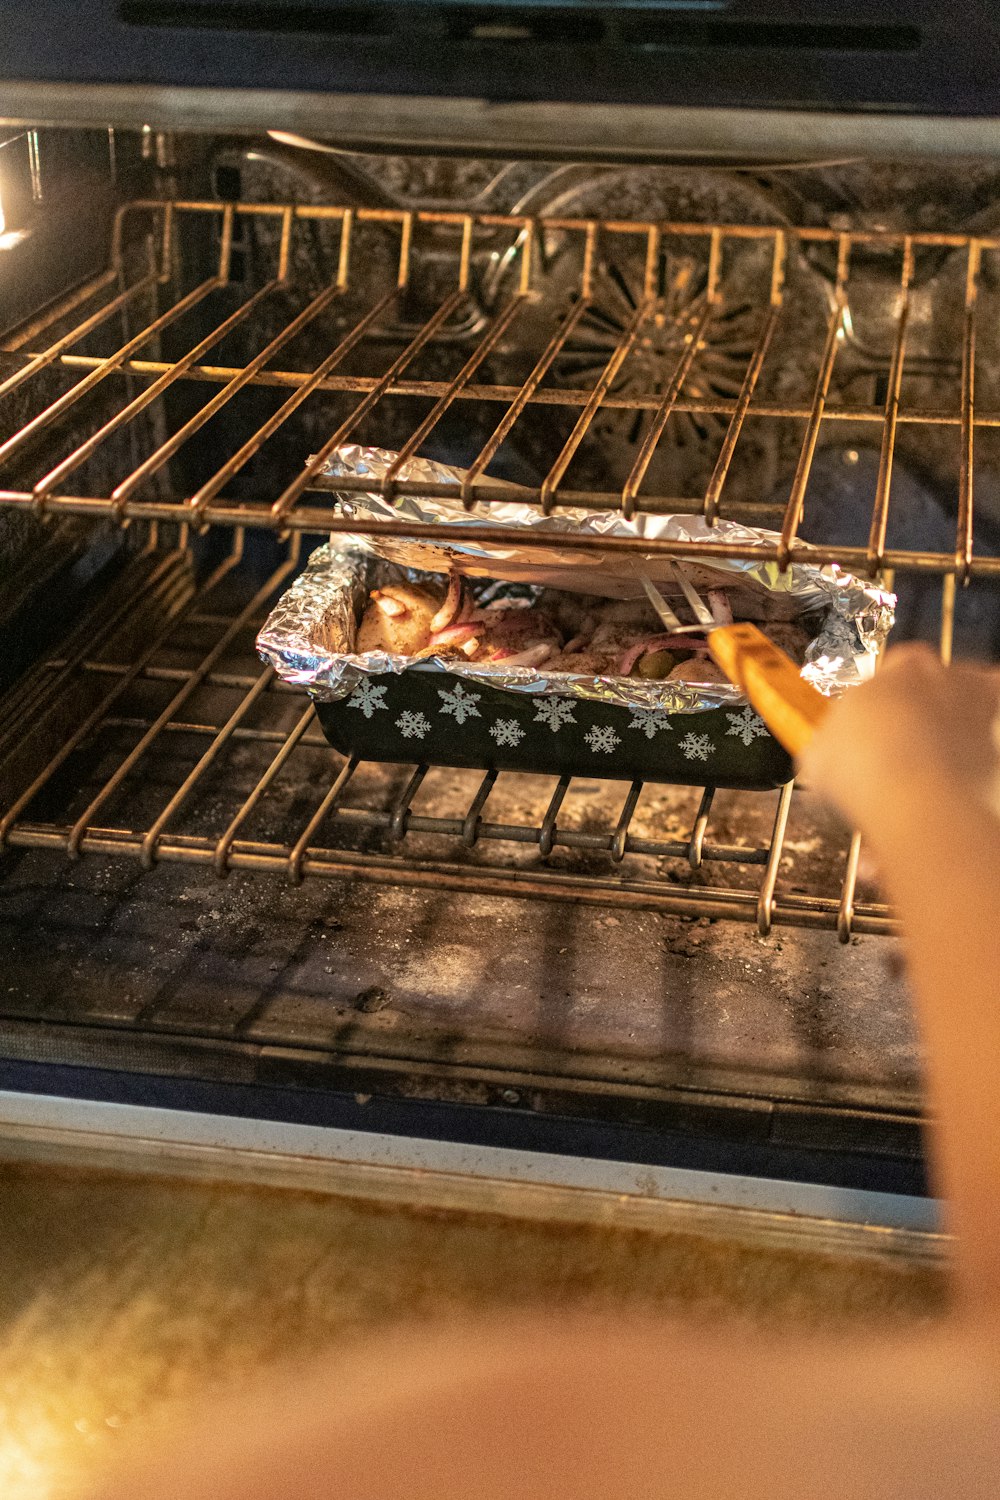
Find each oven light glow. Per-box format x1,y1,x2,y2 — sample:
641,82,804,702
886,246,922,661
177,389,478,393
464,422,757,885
0,183,29,250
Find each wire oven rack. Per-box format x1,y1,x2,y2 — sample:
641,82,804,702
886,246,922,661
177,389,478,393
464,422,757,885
1,197,999,600
0,532,892,940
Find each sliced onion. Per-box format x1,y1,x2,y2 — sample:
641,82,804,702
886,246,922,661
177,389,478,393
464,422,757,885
459,636,480,658
428,622,479,647
490,643,554,668
430,570,463,633
707,589,733,627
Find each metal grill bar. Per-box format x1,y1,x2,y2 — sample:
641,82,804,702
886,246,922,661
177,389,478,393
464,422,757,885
621,296,718,519
0,265,120,354
0,546,239,847
270,288,468,523
0,271,161,403
3,198,998,584
9,351,994,430
704,233,786,526
0,538,886,934
63,546,297,856
189,285,402,518
2,819,896,934
110,199,1000,248
540,294,657,512
957,241,982,583
866,240,914,574
778,234,850,567
0,275,222,475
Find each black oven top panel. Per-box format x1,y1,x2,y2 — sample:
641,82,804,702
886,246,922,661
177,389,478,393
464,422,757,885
2,0,999,123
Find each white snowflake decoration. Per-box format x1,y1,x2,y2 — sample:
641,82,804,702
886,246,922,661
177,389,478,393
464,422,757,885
726,705,769,747
346,680,388,719
679,731,716,762
490,718,525,748
438,682,481,726
627,707,673,741
585,724,621,754
534,698,576,733
396,710,431,739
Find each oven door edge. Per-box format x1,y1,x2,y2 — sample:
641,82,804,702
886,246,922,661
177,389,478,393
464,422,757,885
3,84,1000,163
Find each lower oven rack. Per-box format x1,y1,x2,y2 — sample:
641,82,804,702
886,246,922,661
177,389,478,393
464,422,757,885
0,532,891,940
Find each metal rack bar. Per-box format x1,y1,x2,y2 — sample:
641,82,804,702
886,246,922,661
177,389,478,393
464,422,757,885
866,240,914,574
214,702,316,876
837,830,863,944
0,272,161,403
0,266,120,353
9,351,993,430
778,234,851,567
5,488,999,576
139,667,275,869
189,285,402,518
0,276,222,475
461,769,498,848
703,230,787,525
384,294,529,484
460,296,595,505
113,199,1000,249
540,295,657,512
64,540,292,856
0,547,240,847
755,781,794,937
2,817,896,934
270,289,467,524
622,296,718,519
956,240,982,583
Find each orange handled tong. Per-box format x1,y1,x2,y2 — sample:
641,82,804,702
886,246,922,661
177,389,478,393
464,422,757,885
633,564,830,759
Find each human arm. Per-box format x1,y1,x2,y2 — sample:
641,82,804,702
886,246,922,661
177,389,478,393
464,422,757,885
799,643,1000,1318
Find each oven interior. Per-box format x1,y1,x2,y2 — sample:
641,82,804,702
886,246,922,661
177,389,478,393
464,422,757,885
3,124,998,1197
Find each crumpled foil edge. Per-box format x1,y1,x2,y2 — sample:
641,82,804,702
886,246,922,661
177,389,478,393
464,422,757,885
257,445,895,714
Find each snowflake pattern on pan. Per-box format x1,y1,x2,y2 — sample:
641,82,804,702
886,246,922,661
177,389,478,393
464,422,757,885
679,731,716,762
627,707,673,741
725,705,769,747
490,718,525,748
534,698,577,733
396,710,431,739
346,679,388,719
585,725,621,754
438,681,481,726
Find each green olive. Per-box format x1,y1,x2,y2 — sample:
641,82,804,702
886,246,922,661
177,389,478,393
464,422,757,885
636,649,680,679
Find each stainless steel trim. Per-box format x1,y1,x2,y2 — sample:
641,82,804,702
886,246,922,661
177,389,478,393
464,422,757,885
2,84,1000,162
0,1091,942,1255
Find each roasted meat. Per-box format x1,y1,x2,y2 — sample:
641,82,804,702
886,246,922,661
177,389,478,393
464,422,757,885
356,571,814,681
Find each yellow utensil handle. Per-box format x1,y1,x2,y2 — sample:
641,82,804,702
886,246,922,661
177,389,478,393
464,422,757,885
708,622,830,759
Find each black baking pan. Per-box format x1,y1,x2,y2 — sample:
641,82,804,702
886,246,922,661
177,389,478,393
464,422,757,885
314,667,793,790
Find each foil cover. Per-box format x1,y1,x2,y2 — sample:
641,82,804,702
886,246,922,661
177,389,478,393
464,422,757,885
258,446,895,715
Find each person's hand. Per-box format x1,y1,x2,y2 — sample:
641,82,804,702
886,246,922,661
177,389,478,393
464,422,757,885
797,643,1000,844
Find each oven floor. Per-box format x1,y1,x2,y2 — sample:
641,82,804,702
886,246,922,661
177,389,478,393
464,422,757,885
0,843,921,1183
0,1155,944,1500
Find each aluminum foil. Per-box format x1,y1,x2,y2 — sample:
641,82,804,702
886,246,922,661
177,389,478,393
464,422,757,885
258,526,895,718
313,443,889,612
260,445,894,712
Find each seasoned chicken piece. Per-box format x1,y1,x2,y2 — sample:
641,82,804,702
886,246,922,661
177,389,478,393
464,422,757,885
536,590,601,637
467,606,563,667
546,649,620,676
356,583,441,655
